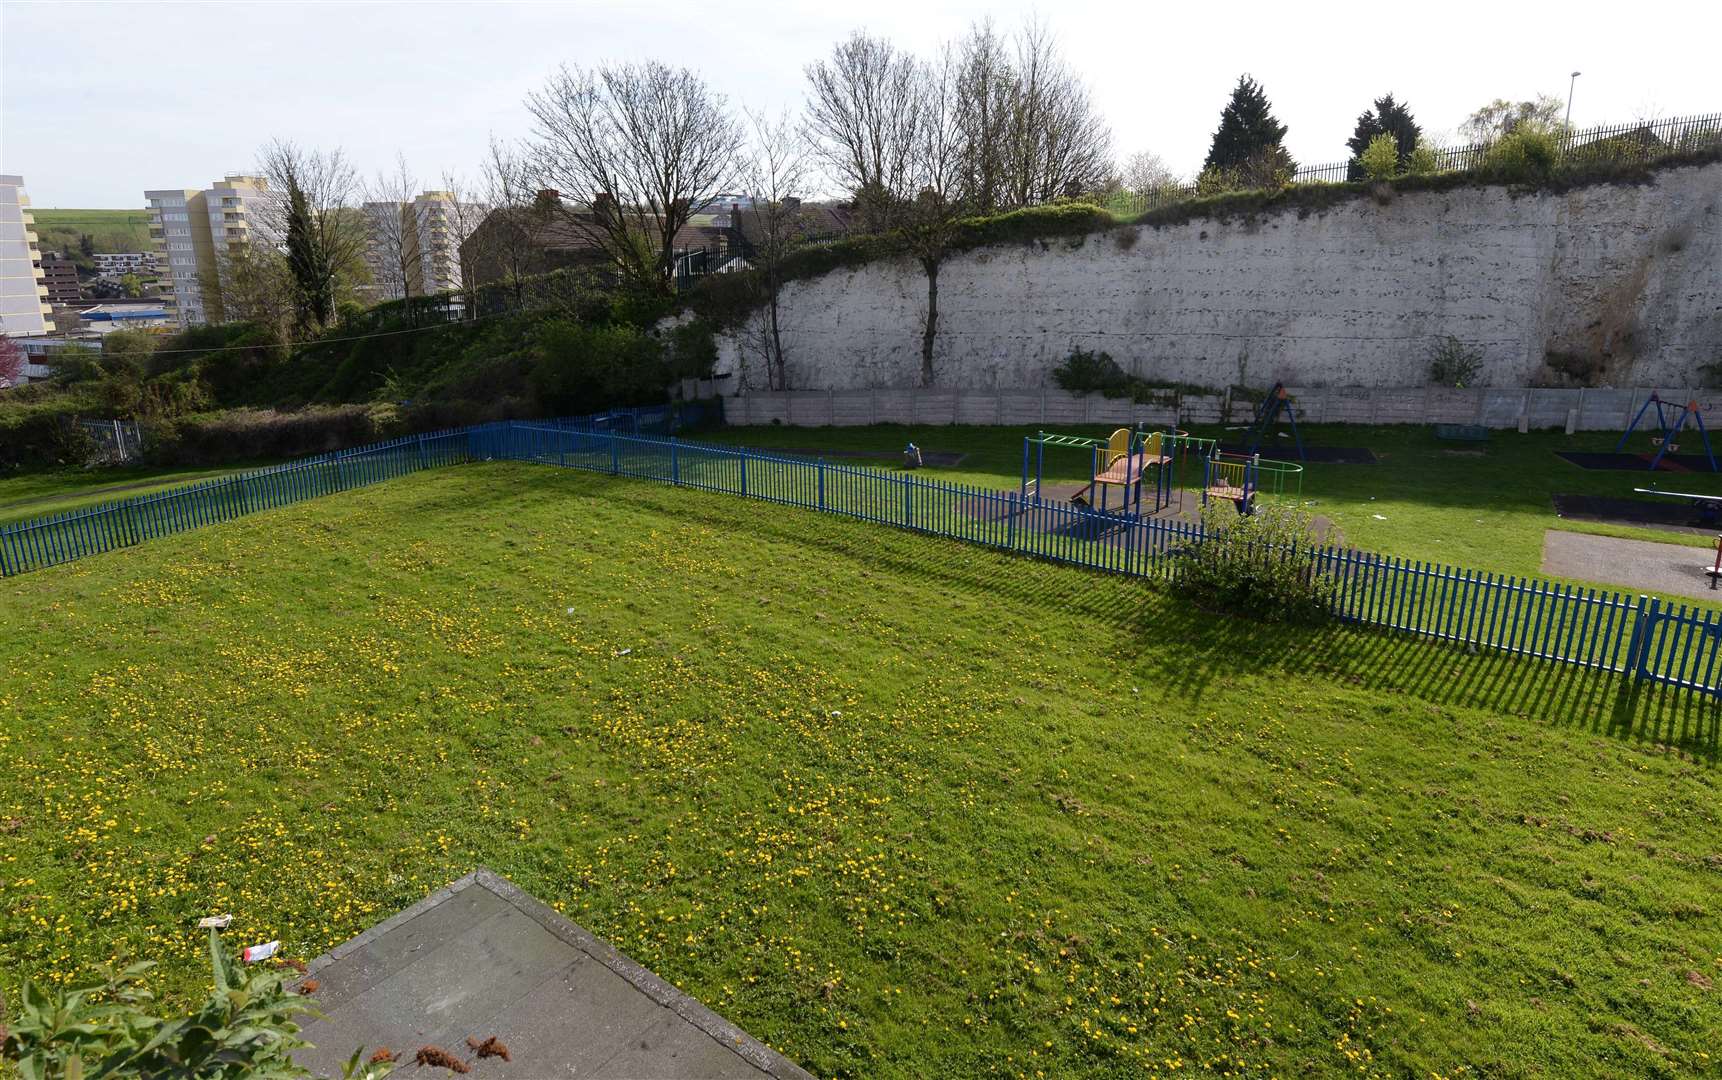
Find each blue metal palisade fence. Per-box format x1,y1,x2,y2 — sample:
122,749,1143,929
5,415,1721,701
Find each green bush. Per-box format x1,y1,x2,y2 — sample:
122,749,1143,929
1175,500,1336,623
529,320,670,416
1359,133,1402,180
1405,139,1441,176
1480,126,1563,183
2,930,392,1080
1051,348,1130,395
1428,336,1484,388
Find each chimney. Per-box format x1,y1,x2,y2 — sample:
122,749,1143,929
534,188,561,209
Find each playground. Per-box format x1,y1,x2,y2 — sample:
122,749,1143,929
711,391,1722,604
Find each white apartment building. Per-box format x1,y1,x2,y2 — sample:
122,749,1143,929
362,191,482,302
146,175,284,328
93,252,159,275
0,175,52,338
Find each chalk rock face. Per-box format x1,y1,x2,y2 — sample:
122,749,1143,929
716,163,1722,391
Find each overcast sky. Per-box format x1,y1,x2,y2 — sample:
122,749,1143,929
2,0,1717,208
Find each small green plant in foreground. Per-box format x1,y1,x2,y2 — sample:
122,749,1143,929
1429,335,1485,388
1175,499,1337,622
2,931,391,1080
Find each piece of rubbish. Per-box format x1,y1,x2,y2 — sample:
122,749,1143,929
197,914,233,929
297,978,320,995
566,607,575,615
242,940,280,963
614,647,632,657
1371,514,1387,520
830,710,842,717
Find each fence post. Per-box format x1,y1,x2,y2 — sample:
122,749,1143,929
817,458,825,510
670,437,680,485
232,474,250,517
417,433,428,470
1007,491,1017,550
1624,594,1651,680
610,432,620,476
739,452,748,496
1634,596,1661,681
0,530,12,577
121,502,140,546
902,473,912,528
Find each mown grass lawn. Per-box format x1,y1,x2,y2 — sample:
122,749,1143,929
0,464,257,525
1,462,1718,1078
713,422,1722,587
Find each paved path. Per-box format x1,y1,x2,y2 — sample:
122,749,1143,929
1541,530,1722,602
293,870,813,1079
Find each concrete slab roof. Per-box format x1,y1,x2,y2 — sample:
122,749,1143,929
292,868,814,1080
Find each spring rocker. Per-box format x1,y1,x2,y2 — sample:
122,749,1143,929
1615,393,1717,471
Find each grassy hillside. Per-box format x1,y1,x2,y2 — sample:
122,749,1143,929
2,462,1716,1078
28,208,152,266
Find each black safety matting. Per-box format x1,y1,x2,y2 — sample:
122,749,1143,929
1552,493,1719,533
1556,451,1719,472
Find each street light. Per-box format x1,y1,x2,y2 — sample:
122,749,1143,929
1565,71,1582,129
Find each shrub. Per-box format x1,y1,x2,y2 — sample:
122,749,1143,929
1358,133,1402,180
2,930,393,1080
1175,500,1336,623
1405,139,1441,176
1480,126,1563,183
1051,348,1130,395
529,320,670,416
1429,337,1484,387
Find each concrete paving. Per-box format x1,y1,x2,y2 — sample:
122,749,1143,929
293,870,813,1080
1541,530,1722,601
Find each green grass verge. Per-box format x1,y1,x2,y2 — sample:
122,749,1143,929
0,464,260,525
709,422,1722,598
1,463,1716,1078
28,208,152,262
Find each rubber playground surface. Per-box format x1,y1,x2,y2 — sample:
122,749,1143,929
759,446,967,468
1555,450,1721,472
1551,493,1720,536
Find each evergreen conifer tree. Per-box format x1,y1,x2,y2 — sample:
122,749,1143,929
1204,75,1290,172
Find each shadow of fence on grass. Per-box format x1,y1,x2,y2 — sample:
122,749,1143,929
581,472,1717,758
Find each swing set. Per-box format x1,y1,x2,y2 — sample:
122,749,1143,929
1615,393,1717,471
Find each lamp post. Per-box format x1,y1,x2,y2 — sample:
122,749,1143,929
1565,71,1582,129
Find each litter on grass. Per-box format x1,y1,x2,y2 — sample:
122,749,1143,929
242,940,280,963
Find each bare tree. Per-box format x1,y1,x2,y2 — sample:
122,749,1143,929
737,108,812,391
903,47,972,386
257,139,368,334
464,136,545,313
363,152,421,312
214,244,295,340
1119,150,1180,196
1005,19,1112,205
804,32,923,231
953,20,1017,213
524,61,738,294
438,170,489,319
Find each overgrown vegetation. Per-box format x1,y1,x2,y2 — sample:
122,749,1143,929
1049,347,1212,405
0,272,718,470
1175,499,1338,622
2,930,391,1080
1429,336,1485,387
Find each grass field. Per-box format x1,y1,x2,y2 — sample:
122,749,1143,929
0,464,259,526
2,462,1717,1078
27,208,152,262
712,423,1722,587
